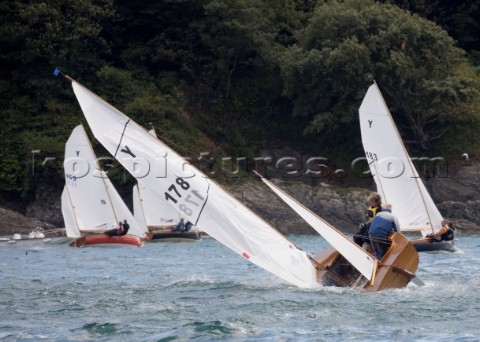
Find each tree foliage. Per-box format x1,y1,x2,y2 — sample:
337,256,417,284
274,0,480,153
0,0,479,208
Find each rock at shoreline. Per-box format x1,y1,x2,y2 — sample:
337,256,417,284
2,160,480,236
0,207,57,236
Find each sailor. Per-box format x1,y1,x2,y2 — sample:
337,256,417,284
173,218,185,232
121,219,130,236
367,192,383,218
426,220,454,242
182,221,193,232
354,192,383,247
105,221,124,237
368,203,400,260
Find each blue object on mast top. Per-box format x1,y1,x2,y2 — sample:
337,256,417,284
53,68,61,76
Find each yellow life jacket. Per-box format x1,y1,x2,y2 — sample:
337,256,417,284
368,205,382,218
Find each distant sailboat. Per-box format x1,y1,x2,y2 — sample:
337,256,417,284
359,82,455,252
58,70,419,290
131,128,201,242
133,183,201,242
62,124,147,247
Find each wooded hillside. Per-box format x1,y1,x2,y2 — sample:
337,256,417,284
1,0,479,211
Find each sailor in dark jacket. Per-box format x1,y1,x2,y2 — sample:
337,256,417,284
121,220,130,236
368,203,400,260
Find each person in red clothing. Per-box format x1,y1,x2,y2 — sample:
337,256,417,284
105,221,124,237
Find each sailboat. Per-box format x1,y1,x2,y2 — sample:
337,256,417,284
359,82,455,252
62,124,148,247
133,183,201,242
255,172,420,291
132,128,201,242
58,70,419,290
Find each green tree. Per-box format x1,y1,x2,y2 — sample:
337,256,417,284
0,0,116,198
275,0,480,153
383,0,480,56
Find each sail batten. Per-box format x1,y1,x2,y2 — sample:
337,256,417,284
359,83,443,236
71,80,318,288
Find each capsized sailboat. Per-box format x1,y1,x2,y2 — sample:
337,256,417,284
59,72,316,288
359,82,455,252
62,124,147,247
255,172,420,291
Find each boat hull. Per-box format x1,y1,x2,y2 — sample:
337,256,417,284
147,230,201,242
411,238,456,252
70,235,143,248
144,225,202,242
312,233,419,291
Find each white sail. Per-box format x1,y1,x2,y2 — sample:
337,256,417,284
132,128,180,225
103,174,147,237
62,124,146,238
61,186,81,238
136,182,180,225
359,83,443,236
132,184,148,230
258,175,376,281
71,80,318,288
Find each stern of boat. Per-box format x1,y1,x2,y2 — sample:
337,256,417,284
365,232,419,292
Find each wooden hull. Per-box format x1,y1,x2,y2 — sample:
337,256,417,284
70,235,143,248
311,233,419,291
411,237,456,252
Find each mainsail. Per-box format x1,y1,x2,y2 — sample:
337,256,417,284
62,124,147,238
69,79,318,288
359,83,443,236
133,128,181,226
257,174,376,281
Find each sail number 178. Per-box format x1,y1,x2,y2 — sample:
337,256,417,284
164,178,205,216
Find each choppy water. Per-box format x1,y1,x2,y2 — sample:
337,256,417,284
0,234,479,341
